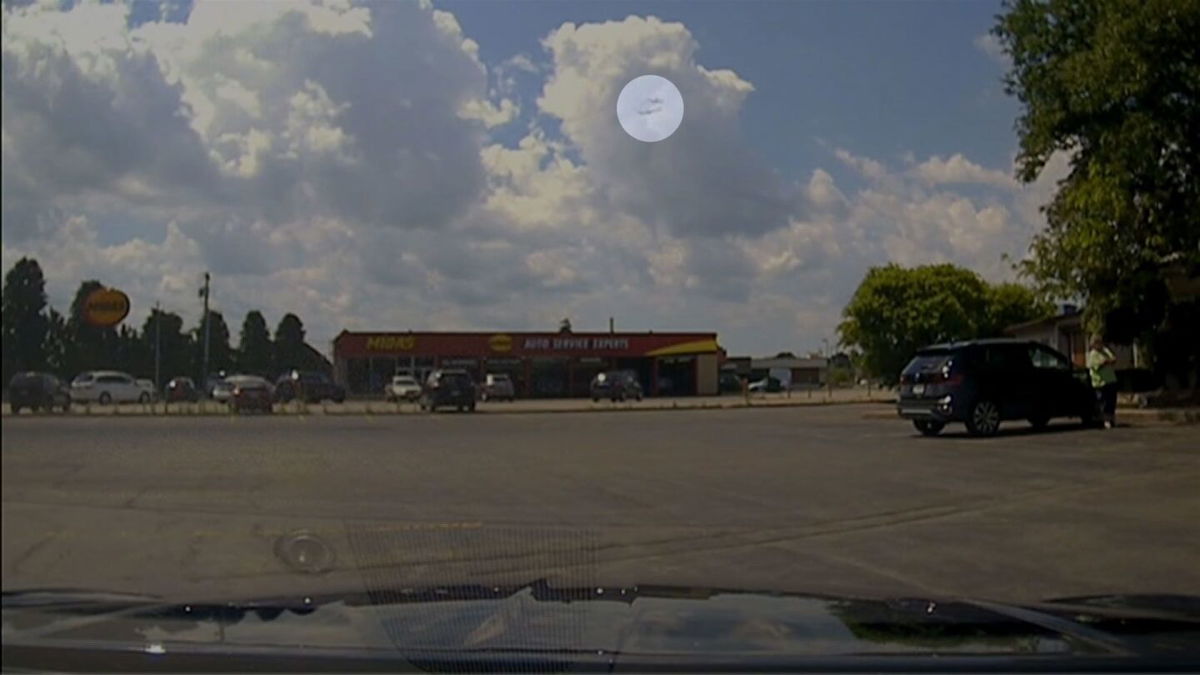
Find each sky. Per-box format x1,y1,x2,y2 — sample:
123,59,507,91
1,0,1070,357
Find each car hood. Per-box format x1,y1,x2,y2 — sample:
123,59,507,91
4,583,1198,667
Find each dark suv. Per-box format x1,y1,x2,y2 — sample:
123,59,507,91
590,370,643,402
8,372,71,414
897,339,1097,437
274,371,346,403
420,369,477,412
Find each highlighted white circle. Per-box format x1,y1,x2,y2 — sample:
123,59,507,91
617,75,684,143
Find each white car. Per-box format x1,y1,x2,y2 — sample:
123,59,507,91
385,375,422,402
135,379,158,402
71,370,149,404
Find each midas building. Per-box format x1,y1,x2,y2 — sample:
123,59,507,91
332,331,723,398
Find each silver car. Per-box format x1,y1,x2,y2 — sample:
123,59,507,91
479,373,515,402
211,379,235,403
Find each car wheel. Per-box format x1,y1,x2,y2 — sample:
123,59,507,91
10,404,20,414
965,399,1001,437
138,392,150,404
913,420,945,436
592,397,599,403
1028,414,1050,430
98,392,112,405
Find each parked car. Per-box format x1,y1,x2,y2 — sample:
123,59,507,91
479,373,515,402
165,376,200,403
590,370,643,402
748,377,783,393
385,374,422,402
8,372,71,413
896,338,1098,437
420,369,476,412
274,371,346,403
70,370,148,404
211,379,235,403
135,379,158,402
719,372,744,394
226,375,274,414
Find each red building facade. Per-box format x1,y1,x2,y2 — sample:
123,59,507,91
332,331,722,398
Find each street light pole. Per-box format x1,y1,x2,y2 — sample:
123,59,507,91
154,301,161,391
200,272,211,388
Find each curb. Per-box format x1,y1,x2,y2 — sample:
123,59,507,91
1,397,898,419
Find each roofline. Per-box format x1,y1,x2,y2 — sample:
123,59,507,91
334,330,717,341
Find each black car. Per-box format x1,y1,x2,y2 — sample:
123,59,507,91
274,370,346,403
719,371,744,394
590,370,643,402
420,369,476,412
897,338,1097,437
7,372,71,414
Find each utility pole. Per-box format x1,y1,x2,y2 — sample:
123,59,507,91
154,301,161,392
200,272,211,387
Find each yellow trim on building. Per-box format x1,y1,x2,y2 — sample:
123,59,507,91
645,339,720,357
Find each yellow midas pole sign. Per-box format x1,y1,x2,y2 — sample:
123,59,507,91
82,288,131,327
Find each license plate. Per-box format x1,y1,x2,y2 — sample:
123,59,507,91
912,384,925,395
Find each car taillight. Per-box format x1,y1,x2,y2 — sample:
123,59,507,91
934,371,963,386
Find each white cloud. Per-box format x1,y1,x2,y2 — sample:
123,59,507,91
913,153,1016,188
834,148,887,181
2,4,1065,357
536,15,796,238
973,32,1008,66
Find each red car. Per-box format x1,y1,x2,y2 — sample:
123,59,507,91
165,376,200,403
227,375,274,414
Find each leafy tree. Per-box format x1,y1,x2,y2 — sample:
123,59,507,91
994,0,1200,389
274,313,308,374
1,258,51,381
65,280,119,376
236,310,274,376
141,309,191,387
43,309,70,377
191,310,233,378
838,264,1047,383
983,282,1054,336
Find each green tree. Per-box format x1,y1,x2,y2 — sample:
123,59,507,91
1,258,51,382
191,310,233,378
273,313,307,374
838,264,1047,383
994,0,1200,389
65,280,118,376
43,309,70,377
141,309,191,387
236,310,274,376
983,282,1054,336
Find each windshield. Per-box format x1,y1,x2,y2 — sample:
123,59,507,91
902,352,954,375
3,0,1198,669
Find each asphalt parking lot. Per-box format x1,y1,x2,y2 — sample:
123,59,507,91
3,405,1197,605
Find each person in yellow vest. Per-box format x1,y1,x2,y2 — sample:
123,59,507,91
1087,335,1119,429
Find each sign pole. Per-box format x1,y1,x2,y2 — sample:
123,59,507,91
154,301,161,411
201,272,210,389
